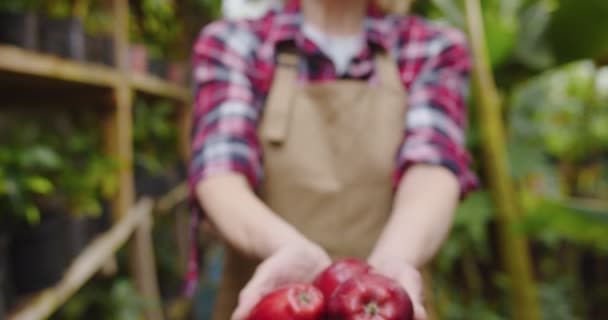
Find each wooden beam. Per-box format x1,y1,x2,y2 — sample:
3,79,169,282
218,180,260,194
0,47,190,103
175,206,191,277
464,0,541,319
156,183,189,215
0,45,120,88
130,73,191,102
128,213,164,320
113,1,164,319
104,84,134,221
113,0,129,72
7,199,155,320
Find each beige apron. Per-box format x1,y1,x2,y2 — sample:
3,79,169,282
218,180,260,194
212,50,407,320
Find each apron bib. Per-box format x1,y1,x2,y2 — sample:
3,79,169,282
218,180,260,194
212,50,407,320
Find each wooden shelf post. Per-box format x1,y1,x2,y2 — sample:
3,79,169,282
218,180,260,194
112,1,164,319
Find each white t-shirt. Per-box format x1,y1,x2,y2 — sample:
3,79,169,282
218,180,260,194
302,22,365,76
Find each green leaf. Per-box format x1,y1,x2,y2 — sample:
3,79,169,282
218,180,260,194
483,6,519,67
548,0,608,62
518,195,608,252
20,145,62,170
513,0,556,70
25,176,54,194
25,205,41,225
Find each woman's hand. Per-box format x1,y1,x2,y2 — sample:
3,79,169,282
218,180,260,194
231,241,331,320
369,257,427,320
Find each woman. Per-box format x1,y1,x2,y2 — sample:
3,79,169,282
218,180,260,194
188,0,478,319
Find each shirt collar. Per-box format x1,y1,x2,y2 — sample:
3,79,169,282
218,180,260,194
266,0,393,55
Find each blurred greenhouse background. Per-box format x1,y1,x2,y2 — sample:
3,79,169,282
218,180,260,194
0,0,607,319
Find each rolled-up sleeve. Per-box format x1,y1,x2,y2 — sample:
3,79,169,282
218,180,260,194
189,21,263,193
394,27,479,197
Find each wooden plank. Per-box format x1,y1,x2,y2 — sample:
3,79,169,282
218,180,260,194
464,0,541,319
175,206,191,276
0,45,190,102
104,84,134,221
113,0,129,72
129,214,164,320
130,73,191,102
0,45,120,87
113,1,164,319
7,198,155,320
156,183,189,215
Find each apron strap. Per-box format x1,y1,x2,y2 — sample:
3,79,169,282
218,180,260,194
261,52,299,144
374,52,404,93
262,51,404,144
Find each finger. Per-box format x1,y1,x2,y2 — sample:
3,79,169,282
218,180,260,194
400,270,424,298
395,271,426,320
231,279,267,319
413,303,428,320
231,261,276,320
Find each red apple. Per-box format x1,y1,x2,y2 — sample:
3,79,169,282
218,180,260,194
327,273,414,320
247,283,325,320
313,258,372,299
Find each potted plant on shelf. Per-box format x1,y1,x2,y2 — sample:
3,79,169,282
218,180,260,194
56,129,119,262
131,0,182,79
0,113,120,299
84,4,115,66
133,99,182,198
167,61,187,85
38,0,86,60
0,0,41,49
129,10,148,73
0,123,69,297
147,43,168,79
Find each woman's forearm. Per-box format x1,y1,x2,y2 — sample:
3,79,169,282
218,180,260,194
196,173,308,259
370,164,460,268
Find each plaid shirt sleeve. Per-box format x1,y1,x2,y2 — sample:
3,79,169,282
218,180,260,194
394,20,479,196
189,20,264,193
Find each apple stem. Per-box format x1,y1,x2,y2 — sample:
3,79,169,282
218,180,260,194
299,293,310,305
365,302,379,315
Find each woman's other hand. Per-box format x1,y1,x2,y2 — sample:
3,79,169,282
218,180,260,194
231,241,331,320
369,258,427,320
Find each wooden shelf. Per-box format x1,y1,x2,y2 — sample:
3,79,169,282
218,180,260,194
7,198,154,320
0,45,119,88
0,45,190,103
130,73,191,102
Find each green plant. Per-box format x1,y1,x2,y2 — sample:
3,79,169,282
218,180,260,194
130,0,183,60
0,0,42,13
193,0,222,20
84,3,114,35
0,124,61,224
57,133,119,217
133,99,178,174
53,276,155,320
0,113,119,224
42,0,74,18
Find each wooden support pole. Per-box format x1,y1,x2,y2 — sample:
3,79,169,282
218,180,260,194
129,213,164,320
112,1,164,319
105,84,135,221
464,0,541,319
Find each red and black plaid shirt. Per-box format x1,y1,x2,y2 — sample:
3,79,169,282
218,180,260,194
185,0,479,294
